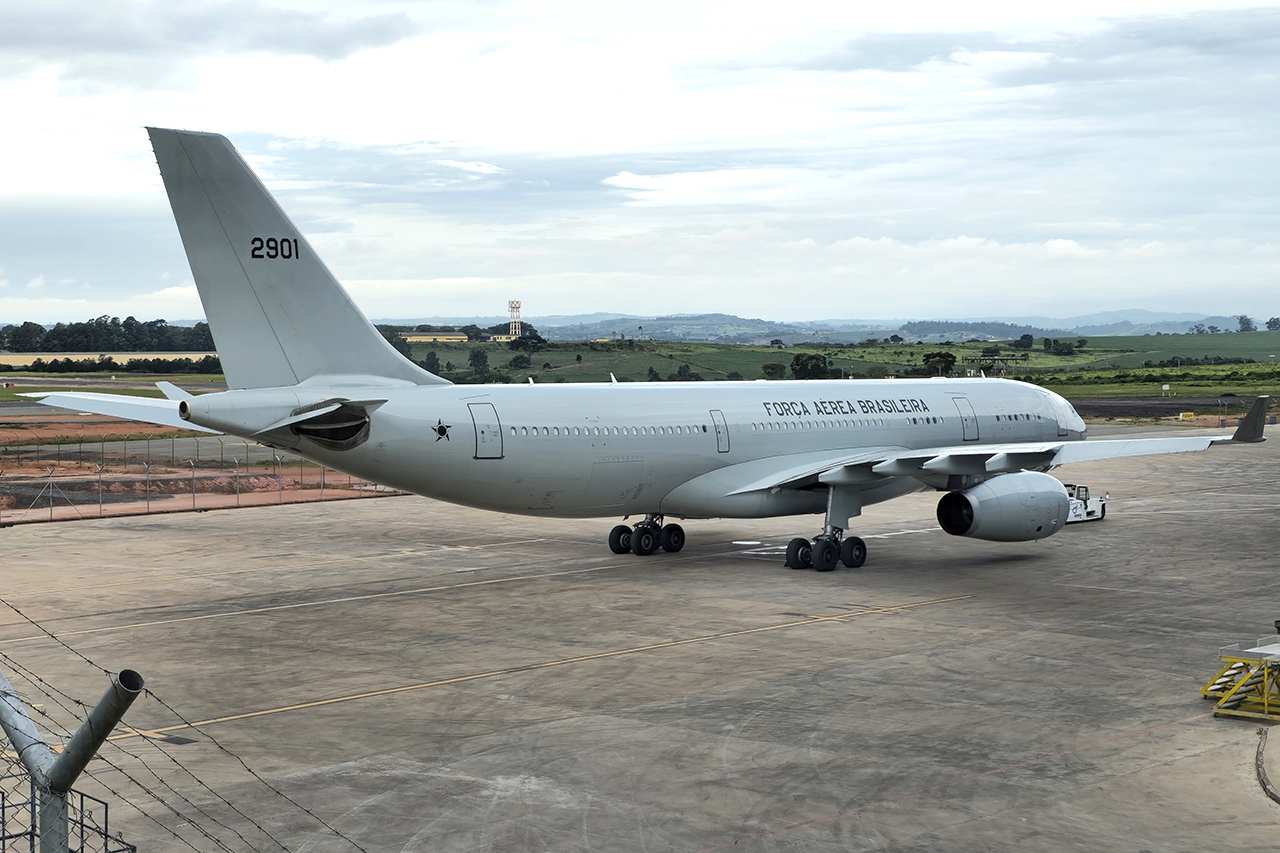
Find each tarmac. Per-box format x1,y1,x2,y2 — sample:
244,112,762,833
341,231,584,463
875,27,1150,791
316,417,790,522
1,423,1278,852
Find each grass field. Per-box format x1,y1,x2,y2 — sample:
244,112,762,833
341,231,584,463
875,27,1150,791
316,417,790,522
3,330,1279,403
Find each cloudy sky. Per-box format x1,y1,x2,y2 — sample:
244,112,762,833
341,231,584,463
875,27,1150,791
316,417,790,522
1,0,1277,324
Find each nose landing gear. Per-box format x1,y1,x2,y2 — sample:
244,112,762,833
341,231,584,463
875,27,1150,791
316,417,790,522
608,515,685,556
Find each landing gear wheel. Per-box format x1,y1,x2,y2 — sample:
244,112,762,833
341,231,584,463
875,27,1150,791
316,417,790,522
659,523,685,553
840,536,867,569
785,537,812,569
608,525,633,555
631,526,659,556
813,539,839,572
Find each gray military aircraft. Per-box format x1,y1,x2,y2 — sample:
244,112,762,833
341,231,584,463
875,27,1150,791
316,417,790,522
32,129,1270,571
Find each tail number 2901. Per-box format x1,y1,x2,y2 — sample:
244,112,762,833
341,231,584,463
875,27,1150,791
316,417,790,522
250,237,300,260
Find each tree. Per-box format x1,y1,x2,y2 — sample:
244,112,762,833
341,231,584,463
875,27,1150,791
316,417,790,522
1076,338,1087,349
769,339,785,348
981,345,1001,356
889,334,904,344
1042,337,1052,350
1012,334,1034,350
789,352,828,380
376,325,412,359
508,353,532,369
575,354,582,363
1268,317,1280,331
7,321,47,352
647,366,662,381
1237,315,1257,333
761,362,786,380
922,351,956,376
1207,325,1220,334
726,371,744,380
468,349,489,375
1191,323,1207,334
508,329,547,352
421,351,441,373
667,363,703,381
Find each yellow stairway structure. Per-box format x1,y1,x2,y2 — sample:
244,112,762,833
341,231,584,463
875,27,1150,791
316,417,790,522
1202,637,1280,720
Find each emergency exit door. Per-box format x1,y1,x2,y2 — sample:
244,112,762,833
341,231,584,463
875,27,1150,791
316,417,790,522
952,397,979,441
468,403,504,459
710,409,730,453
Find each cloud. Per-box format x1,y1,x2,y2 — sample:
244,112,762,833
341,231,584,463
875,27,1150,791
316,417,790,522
0,1,418,85
0,284,203,325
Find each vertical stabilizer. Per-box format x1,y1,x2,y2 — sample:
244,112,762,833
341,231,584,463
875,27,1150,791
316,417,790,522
147,127,448,390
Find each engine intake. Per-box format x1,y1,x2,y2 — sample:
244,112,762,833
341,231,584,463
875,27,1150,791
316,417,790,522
936,471,1069,542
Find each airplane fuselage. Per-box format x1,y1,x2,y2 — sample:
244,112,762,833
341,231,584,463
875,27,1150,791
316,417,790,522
288,377,1086,519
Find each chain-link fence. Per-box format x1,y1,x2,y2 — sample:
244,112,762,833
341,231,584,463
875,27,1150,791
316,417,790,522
0,434,400,525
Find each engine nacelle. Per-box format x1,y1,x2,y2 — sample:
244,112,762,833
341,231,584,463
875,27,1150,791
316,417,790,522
936,471,1069,542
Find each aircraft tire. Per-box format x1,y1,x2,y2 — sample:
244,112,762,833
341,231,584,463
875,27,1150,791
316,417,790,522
813,539,839,572
609,525,633,554
785,538,812,569
840,536,867,569
632,526,659,556
659,524,685,552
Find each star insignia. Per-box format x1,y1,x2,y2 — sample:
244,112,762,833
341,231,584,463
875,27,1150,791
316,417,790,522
433,419,451,441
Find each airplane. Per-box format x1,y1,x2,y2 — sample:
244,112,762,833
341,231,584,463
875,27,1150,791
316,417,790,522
29,128,1270,572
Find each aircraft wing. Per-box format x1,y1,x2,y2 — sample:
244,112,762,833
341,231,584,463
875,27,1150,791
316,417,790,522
22,391,220,434
724,396,1268,496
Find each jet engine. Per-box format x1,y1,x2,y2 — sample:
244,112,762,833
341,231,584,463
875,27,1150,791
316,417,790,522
936,471,1069,542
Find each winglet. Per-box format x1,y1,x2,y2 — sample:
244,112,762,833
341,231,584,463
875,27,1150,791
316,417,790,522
1230,395,1270,443
610,373,618,385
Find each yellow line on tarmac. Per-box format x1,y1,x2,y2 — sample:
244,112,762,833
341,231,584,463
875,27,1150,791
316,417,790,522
12,538,549,597
0,562,628,646
110,594,972,741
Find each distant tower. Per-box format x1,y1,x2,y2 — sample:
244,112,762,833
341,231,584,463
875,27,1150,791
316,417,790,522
508,300,522,337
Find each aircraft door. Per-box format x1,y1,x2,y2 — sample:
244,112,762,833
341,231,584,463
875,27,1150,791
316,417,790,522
952,397,979,441
710,409,730,453
468,403,504,459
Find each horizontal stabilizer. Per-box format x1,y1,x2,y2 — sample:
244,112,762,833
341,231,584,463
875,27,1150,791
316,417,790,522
23,392,219,433
156,381,194,401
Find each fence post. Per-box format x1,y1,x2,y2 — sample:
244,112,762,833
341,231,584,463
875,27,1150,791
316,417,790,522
233,458,240,507
96,464,104,517
189,460,196,509
143,462,151,513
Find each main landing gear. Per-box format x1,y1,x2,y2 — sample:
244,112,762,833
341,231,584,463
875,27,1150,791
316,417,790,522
785,485,867,571
785,533,866,571
609,515,685,556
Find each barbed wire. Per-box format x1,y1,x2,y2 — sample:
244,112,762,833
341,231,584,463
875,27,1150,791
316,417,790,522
0,595,370,852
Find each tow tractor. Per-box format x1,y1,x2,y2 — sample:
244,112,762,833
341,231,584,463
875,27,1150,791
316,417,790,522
1063,483,1107,523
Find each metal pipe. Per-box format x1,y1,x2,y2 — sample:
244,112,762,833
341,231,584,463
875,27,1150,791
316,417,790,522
44,670,145,794
0,668,54,783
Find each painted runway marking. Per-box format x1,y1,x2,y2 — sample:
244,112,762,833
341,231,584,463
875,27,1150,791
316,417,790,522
108,594,972,742
10,537,550,597
0,562,630,645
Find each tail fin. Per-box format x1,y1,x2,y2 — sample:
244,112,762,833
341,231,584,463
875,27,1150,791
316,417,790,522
147,128,449,390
